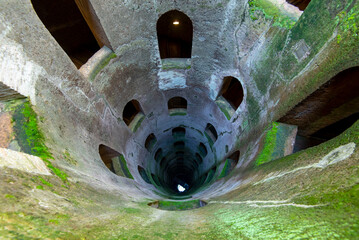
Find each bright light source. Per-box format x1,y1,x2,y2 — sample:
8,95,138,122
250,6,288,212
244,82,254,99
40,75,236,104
177,184,185,192
173,21,179,25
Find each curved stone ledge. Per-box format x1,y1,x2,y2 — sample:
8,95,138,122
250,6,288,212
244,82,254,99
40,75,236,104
79,46,116,82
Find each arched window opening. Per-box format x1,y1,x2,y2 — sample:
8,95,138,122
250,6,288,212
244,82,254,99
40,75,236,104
205,166,216,184
195,153,203,164
172,127,186,138
168,97,187,116
98,145,133,179
278,67,359,153
122,100,145,132
145,133,157,152
154,149,163,162
176,151,185,157
138,166,151,184
151,173,161,186
219,151,240,179
216,77,244,120
286,0,311,11
198,143,207,157
160,157,167,169
174,141,185,149
192,159,199,168
31,0,101,68
205,123,218,145
156,10,193,59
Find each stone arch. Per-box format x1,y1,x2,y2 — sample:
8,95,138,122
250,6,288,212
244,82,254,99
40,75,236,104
156,10,193,59
168,96,187,116
172,127,186,138
138,166,151,184
219,151,240,179
218,76,244,110
145,133,157,152
122,100,145,131
215,76,244,120
98,144,133,179
205,123,218,144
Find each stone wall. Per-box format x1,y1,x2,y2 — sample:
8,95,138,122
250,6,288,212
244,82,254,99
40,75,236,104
0,0,358,238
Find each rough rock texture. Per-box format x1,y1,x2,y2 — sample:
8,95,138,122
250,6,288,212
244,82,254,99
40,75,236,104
0,0,358,238
0,148,51,175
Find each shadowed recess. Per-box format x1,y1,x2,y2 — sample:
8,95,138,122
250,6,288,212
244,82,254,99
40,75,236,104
157,10,193,59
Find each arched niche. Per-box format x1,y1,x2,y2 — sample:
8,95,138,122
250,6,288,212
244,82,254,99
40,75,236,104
157,10,193,59
218,151,240,179
195,153,203,164
154,148,163,162
98,144,133,179
122,100,145,132
172,127,186,138
198,143,207,158
145,133,157,152
168,97,188,116
205,123,218,145
174,141,185,149
138,166,151,184
216,76,244,120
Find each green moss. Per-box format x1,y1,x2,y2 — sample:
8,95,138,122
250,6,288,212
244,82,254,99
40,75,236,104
123,208,141,214
163,127,172,133
169,111,187,116
162,65,191,70
218,159,231,179
36,185,44,190
138,167,151,184
156,200,205,211
4,99,24,112
257,121,359,174
12,100,69,184
0,212,77,239
38,177,53,187
161,59,191,70
119,155,134,179
219,106,231,120
48,219,59,225
204,132,215,149
249,0,296,29
271,123,297,160
62,150,77,165
132,114,145,133
336,6,359,44
297,184,359,208
45,162,68,184
149,174,161,187
215,98,233,120
255,122,279,166
89,52,117,81
204,168,216,184
190,127,204,136
4,194,15,199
